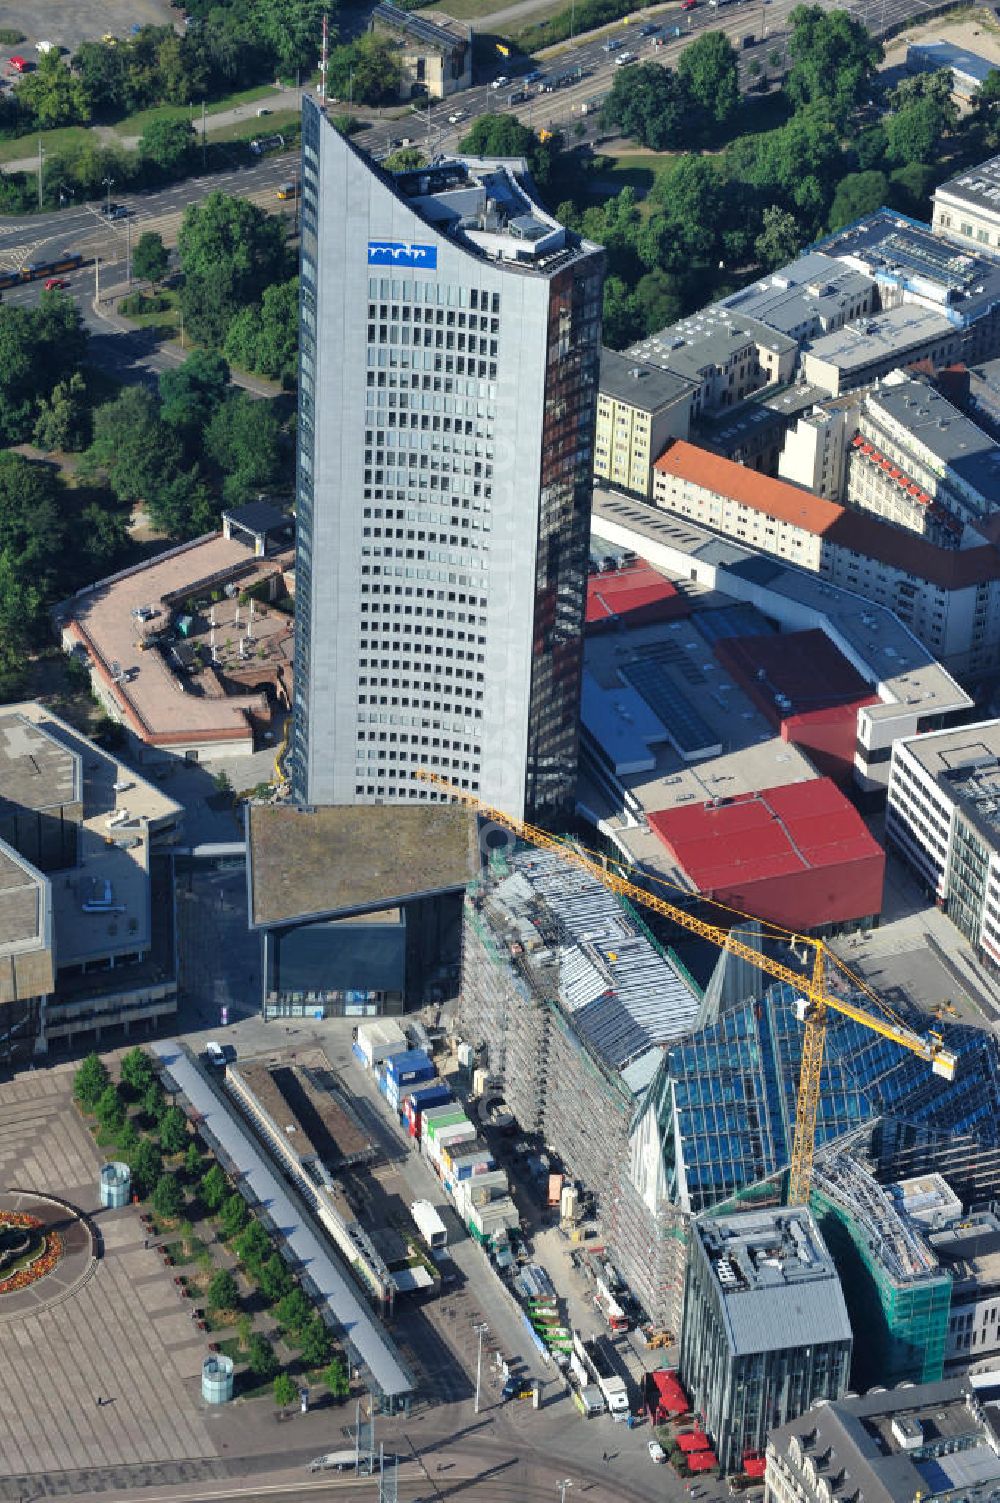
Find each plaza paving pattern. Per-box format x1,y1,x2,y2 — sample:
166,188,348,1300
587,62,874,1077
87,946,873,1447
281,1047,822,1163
0,1065,220,1492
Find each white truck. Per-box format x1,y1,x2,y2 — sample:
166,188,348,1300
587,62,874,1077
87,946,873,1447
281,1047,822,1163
411,1199,448,1252
574,1331,629,1416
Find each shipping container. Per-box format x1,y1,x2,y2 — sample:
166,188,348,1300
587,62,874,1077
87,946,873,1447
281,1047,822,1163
411,1200,448,1251
356,1018,408,1070
385,1048,435,1086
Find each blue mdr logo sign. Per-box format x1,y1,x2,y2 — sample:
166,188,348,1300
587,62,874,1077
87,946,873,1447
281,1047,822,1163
368,240,438,269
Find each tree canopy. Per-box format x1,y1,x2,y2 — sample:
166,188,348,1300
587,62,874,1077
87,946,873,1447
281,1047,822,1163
786,5,882,124
177,191,290,348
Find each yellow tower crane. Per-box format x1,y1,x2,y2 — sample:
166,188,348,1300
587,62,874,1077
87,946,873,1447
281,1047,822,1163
417,771,958,1205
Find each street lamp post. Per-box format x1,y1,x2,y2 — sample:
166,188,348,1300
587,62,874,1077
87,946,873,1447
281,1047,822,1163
37,138,44,211
349,67,355,110
558,1481,574,1503
102,176,114,215
473,1321,489,1414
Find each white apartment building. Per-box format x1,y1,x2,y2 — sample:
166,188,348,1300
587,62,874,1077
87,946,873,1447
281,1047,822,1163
777,405,850,499
652,441,1000,677
933,156,1000,251
887,721,1000,970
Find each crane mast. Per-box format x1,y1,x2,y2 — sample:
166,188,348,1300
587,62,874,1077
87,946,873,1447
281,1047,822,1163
417,771,958,1204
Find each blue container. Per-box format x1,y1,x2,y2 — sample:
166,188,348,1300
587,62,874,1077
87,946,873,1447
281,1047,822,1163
385,1049,435,1086
408,1082,453,1112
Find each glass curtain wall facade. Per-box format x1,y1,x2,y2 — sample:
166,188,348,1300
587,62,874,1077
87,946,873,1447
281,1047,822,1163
293,100,604,821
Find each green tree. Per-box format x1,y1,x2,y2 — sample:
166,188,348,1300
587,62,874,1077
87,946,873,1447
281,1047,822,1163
277,1288,312,1335
73,40,129,116
138,117,196,177
152,1171,184,1220
208,1268,240,1311
131,1138,163,1197
177,191,289,348
601,275,643,349
634,269,683,333
786,5,881,125
220,1193,248,1239
184,1141,202,1180
132,231,169,288
159,349,230,438
253,0,326,75
32,372,91,453
95,1083,126,1136
159,1104,188,1155
0,548,42,699
86,386,180,505
600,63,687,150
201,1162,229,1211
0,295,87,443
120,1046,155,1098
323,1354,350,1399
884,96,952,168
204,392,283,506
889,161,938,218
827,169,890,230
676,31,740,132
383,146,427,171
754,205,802,269
118,1119,140,1156
234,1219,272,1270
459,113,536,159
74,1052,110,1110
299,1314,332,1367
247,1333,279,1380
15,53,90,128
259,1253,293,1303
327,34,401,105
223,277,299,385
273,1373,298,1407
141,1078,165,1124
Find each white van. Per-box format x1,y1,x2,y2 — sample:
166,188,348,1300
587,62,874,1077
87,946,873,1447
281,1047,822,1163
205,1041,225,1069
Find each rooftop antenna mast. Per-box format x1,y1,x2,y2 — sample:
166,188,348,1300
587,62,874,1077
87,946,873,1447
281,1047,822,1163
320,13,329,106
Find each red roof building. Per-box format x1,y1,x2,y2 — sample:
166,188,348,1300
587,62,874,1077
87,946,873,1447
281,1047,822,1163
586,562,688,633
648,779,884,932
713,629,880,785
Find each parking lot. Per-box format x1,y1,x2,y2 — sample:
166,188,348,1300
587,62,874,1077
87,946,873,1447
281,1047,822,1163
0,0,178,61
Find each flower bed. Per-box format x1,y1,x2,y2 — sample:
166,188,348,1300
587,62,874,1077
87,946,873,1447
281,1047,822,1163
0,1213,62,1295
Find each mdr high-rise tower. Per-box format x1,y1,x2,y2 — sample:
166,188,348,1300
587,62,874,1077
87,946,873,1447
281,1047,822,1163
291,97,604,821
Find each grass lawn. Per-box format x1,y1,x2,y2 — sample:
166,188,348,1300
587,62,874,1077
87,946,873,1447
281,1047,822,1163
112,83,281,139
209,110,301,146
119,289,181,337
164,1233,208,1265
0,125,91,166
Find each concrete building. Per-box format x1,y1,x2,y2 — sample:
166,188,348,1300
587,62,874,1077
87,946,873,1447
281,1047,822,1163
802,305,960,396
887,721,1000,973
778,403,850,499
246,802,477,1016
934,157,1000,254
628,310,797,420
57,530,295,764
369,5,472,101
652,441,1000,678
588,489,973,796
0,704,181,1061
293,100,605,820
766,1379,1000,1503
929,1214,1000,1367
594,348,694,496
847,372,1000,547
679,1208,852,1475
816,207,1000,366
907,41,997,102
694,381,834,476
718,253,876,345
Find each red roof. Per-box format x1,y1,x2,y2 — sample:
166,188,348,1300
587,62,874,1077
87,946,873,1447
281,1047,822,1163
586,563,684,630
647,780,885,929
687,1450,719,1471
713,630,876,725
677,1431,712,1453
654,440,1000,589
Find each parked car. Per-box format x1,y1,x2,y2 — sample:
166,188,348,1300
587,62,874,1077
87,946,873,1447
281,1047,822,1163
502,1378,534,1402
43,277,68,290
204,1041,226,1069
616,50,634,64
492,74,509,88
448,109,466,123
639,22,659,34
648,1440,667,1464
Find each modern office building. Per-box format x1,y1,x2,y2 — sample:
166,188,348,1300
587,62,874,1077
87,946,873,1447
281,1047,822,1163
801,305,960,396
766,1379,1000,1503
679,1208,852,1475
887,721,1000,972
292,98,605,820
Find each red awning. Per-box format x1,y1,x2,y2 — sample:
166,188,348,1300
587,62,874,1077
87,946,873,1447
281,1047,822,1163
677,1431,712,1453
743,1456,767,1479
688,1451,719,1472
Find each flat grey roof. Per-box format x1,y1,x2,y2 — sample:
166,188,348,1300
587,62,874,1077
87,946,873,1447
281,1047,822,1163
599,348,694,412
805,305,954,372
935,155,1000,216
864,372,1000,507
630,309,797,380
0,713,79,814
0,838,47,958
719,252,874,338
151,1040,414,1400
247,802,479,926
696,1208,851,1357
